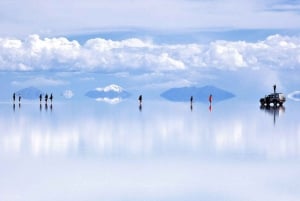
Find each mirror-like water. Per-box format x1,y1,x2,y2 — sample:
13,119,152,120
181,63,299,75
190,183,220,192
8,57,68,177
0,99,299,201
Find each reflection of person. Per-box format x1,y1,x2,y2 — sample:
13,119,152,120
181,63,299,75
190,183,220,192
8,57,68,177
273,84,276,94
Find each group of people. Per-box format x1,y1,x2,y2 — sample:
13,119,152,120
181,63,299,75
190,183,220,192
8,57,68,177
12,93,53,104
39,93,53,104
12,93,21,104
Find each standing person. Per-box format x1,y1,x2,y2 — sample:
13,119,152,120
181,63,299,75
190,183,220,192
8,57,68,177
13,93,16,103
273,84,276,94
39,94,42,103
190,96,193,111
18,95,21,104
45,93,48,104
49,93,53,104
209,94,213,104
138,95,142,111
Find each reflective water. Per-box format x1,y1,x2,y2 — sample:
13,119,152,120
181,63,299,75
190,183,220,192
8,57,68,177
0,99,300,201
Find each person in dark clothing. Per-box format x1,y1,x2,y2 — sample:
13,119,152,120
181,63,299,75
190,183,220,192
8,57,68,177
49,93,53,104
273,84,276,94
18,95,21,103
138,95,142,105
39,94,42,103
13,93,16,103
45,94,48,104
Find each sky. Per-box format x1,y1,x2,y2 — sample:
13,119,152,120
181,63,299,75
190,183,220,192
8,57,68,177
1,0,300,100
1,0,300,36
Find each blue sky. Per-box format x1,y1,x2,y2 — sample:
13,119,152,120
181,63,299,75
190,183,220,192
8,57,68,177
1,0,300,37
1,0,300,101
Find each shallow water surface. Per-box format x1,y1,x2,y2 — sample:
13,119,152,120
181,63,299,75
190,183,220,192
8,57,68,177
0,100,300,201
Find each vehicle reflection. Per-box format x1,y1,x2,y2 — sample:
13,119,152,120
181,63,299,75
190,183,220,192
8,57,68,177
260,105,285,125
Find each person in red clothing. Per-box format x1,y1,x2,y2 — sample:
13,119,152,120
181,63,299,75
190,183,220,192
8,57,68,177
209,94,212,104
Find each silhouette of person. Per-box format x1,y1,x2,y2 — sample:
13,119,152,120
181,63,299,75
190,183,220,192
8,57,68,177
39,94,42,103
18,95,21,104
138,95,142,105
190,96,193,111
13,93,16,103
209,94,213,104
273,84,276,94
45,94,48,104
49,93,53,104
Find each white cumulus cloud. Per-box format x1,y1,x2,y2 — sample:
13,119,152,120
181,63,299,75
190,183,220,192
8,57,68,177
0,34,300,73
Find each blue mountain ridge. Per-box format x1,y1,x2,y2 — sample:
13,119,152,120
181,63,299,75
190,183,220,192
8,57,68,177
15,86,43,100
160,85,235,102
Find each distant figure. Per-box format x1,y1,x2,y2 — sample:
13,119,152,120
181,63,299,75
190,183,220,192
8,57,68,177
18,95,21,104
138,95,142,111
39,94,42,103
209,94,213,112
273,84,276,94
45,94,48,104
209,94,213,104
13,93,16,103
190,96,193,111
49,93,53,104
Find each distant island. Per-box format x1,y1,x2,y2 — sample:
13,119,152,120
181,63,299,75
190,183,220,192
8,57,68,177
288,91,300,101
160,85,235,102
16,86,43,100
85,84,131,101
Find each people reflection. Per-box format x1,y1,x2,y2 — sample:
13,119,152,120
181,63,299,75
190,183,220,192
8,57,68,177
50,104,53,111
40,103,42,111
13,103,15,111
45,103,48,111
260,105,285,125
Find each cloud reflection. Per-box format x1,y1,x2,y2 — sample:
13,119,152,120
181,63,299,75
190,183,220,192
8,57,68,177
0,101,299,159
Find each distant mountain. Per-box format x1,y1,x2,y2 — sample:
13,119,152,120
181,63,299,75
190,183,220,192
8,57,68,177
161,85,235,102
15,86,43,100
85,84,130,100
